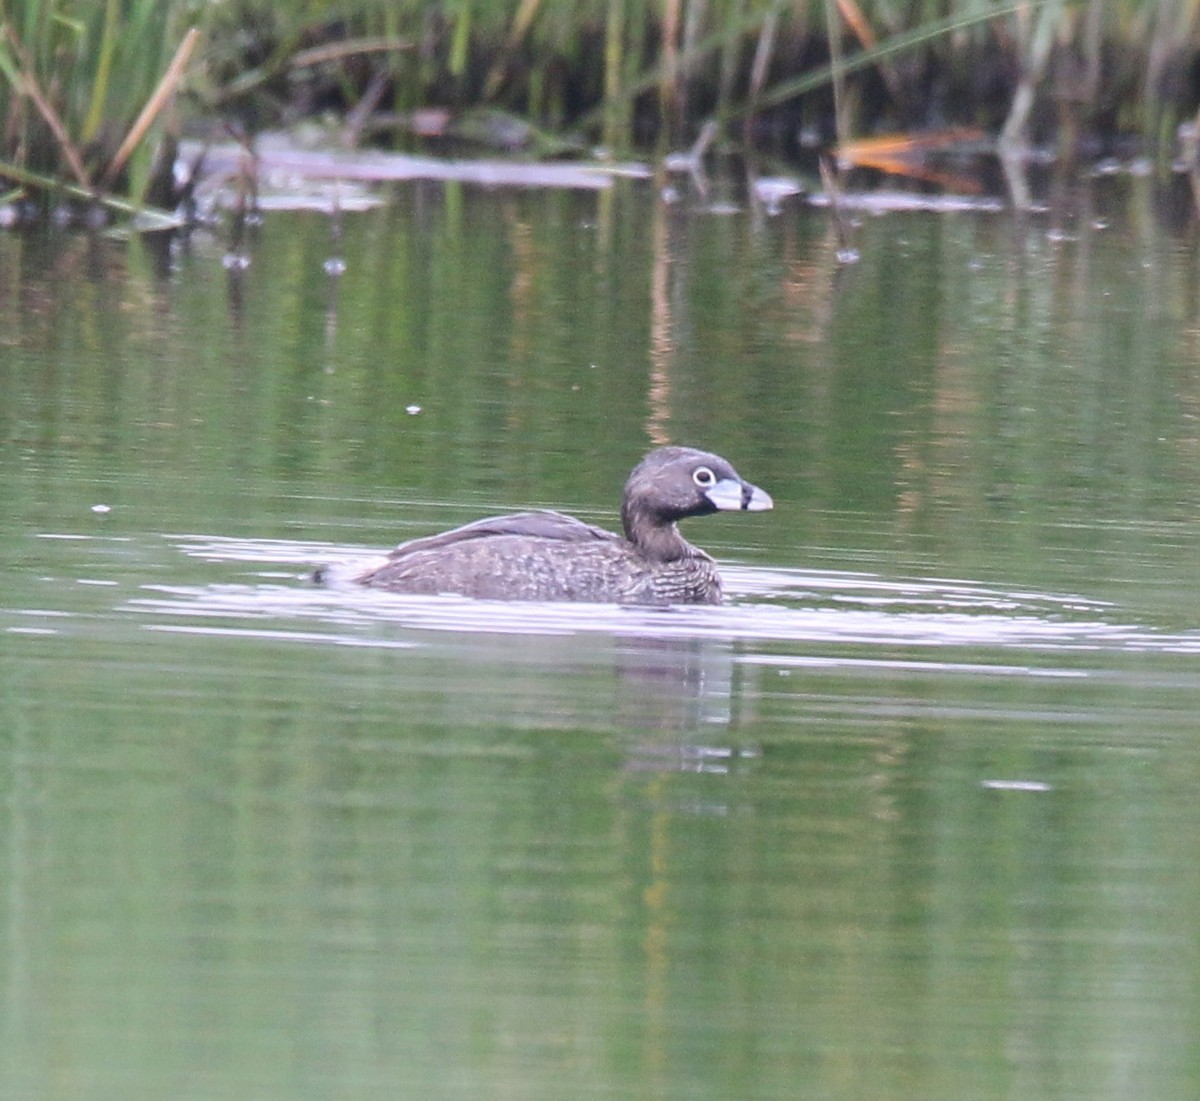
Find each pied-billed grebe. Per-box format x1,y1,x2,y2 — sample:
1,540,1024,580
350,446,772,604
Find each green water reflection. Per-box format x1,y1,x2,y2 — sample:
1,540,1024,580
2,178,1199,1100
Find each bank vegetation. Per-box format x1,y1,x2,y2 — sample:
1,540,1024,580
1,0,1198,218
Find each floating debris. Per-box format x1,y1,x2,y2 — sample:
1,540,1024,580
663,120,719,175
252,192,381,214
835,129,990,193
809,190,1006,214
751,176,803,215
180,135,649,200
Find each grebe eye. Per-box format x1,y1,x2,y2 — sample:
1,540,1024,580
692,466,716,487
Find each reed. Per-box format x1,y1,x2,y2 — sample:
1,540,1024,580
3,0,1200,219
0,0,197,215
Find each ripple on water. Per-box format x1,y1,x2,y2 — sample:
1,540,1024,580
104,534,1200,663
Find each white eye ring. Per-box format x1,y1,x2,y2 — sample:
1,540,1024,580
692,466,716,488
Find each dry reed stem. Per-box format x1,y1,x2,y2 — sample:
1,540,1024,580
747,5,779,104
341,66,391,147
603,0,627,149
102,27,202,188
818,154,852,254
291,36,412,69
999,0,1061,151
661,0,682,127
823,0,849,150
484,0,545,97
2,25,91,187
834,0,878,49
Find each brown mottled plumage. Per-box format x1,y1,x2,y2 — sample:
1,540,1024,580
350,446,772,604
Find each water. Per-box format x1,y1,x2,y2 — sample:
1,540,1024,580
2,176,1200,1100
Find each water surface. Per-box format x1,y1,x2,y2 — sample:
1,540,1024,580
2,177,1199,1100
